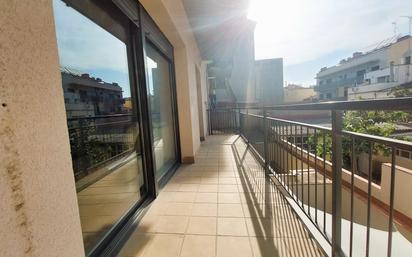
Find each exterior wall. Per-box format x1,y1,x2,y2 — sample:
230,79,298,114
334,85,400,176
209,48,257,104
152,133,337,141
255,58,284,105
140,0,207,161
0,1,85,257
316,49,387,100
284,87,316,103
229,24,256,103
387,37,412,65
321,37,412,101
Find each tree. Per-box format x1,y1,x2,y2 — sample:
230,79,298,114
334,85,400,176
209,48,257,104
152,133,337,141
389,85,412,97
309,110,409,164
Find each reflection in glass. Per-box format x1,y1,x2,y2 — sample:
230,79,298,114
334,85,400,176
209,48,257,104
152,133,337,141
145,43,178,179
52,0,145,253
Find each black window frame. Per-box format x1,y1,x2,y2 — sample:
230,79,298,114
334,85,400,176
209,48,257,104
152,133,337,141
53,0,182,256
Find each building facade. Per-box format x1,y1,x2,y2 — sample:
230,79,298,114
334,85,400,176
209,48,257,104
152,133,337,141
283,84,316,103
254,58,284,106
316,35,412,101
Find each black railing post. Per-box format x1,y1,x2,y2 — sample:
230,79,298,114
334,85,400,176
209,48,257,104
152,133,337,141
331,110,343,257
208,109,213,135
263,108,269,174
237,108,241,134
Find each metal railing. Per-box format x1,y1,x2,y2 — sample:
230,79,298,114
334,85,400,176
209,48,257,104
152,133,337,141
207,108,239,135
208,97,412,257
67,114,138,181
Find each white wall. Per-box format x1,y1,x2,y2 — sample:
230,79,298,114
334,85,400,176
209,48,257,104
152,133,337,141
0,1,85,256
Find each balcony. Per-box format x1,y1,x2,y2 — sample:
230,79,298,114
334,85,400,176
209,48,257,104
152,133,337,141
115,98,412,257
117,134,324,257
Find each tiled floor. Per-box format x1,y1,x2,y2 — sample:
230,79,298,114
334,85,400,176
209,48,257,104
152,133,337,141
117,135,325,257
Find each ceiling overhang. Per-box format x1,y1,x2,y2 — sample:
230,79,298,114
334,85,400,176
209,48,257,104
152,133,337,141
182,0,255,63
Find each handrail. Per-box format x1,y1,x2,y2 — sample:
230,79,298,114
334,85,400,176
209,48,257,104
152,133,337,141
67,113,133,121
208,101,412,257
208,96,412,111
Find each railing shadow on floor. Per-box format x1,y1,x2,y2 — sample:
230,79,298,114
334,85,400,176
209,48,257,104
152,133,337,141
230,135,326,257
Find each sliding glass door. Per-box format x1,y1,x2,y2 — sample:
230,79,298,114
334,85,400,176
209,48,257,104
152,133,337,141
145,42,178,180
53,0,146,254
53,0,180,255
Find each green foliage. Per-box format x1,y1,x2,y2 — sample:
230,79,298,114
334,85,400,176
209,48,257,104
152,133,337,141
389,86,412,97
308,110,409,165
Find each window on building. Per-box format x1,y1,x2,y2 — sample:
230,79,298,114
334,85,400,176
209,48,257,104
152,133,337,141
405,56,411,65
371,65,379,71
319,94,324,100
326,78,332,83
326,93,332,99
377,76,388,83
356,70,366,77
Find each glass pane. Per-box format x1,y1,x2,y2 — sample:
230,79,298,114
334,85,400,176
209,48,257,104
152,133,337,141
145,43,177,179
52,0,146,254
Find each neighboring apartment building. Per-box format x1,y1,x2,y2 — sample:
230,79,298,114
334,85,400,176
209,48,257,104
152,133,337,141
61,68,125,118
283,84,317,103
254,58,284,106
206,19,256,107
348,35,412,100
316,35,412,101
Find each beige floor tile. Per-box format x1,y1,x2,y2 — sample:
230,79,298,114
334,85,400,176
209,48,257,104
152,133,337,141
186,217,217,235
219,172,236,178
242,203,276,218
180,235,216,257
192,203,218,217
218,184,239,193
195,192,218,203
163,183,181,192
154,216,189,234
216,236,254,257
218,177,238,184
136,215,158,234
218,203,244,217
249,237,289,257
173,177,202,184
115,135,324,257
203,166,219,172
201,177,219,184
245,218,278,237
283,238,325,257
275,218,310,238
117,232,155,257
171,192,196,203
178,184,199,192
142,234,184,257
199,184,219,192
201,172,219,178
163,203,193,216
218,193,241,204
217,217,248,236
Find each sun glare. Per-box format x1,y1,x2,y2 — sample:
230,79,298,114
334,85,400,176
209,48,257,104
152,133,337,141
247,0,305,62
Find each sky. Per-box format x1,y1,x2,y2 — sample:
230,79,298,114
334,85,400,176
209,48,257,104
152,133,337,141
248,0,412,87
52,0,131,97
